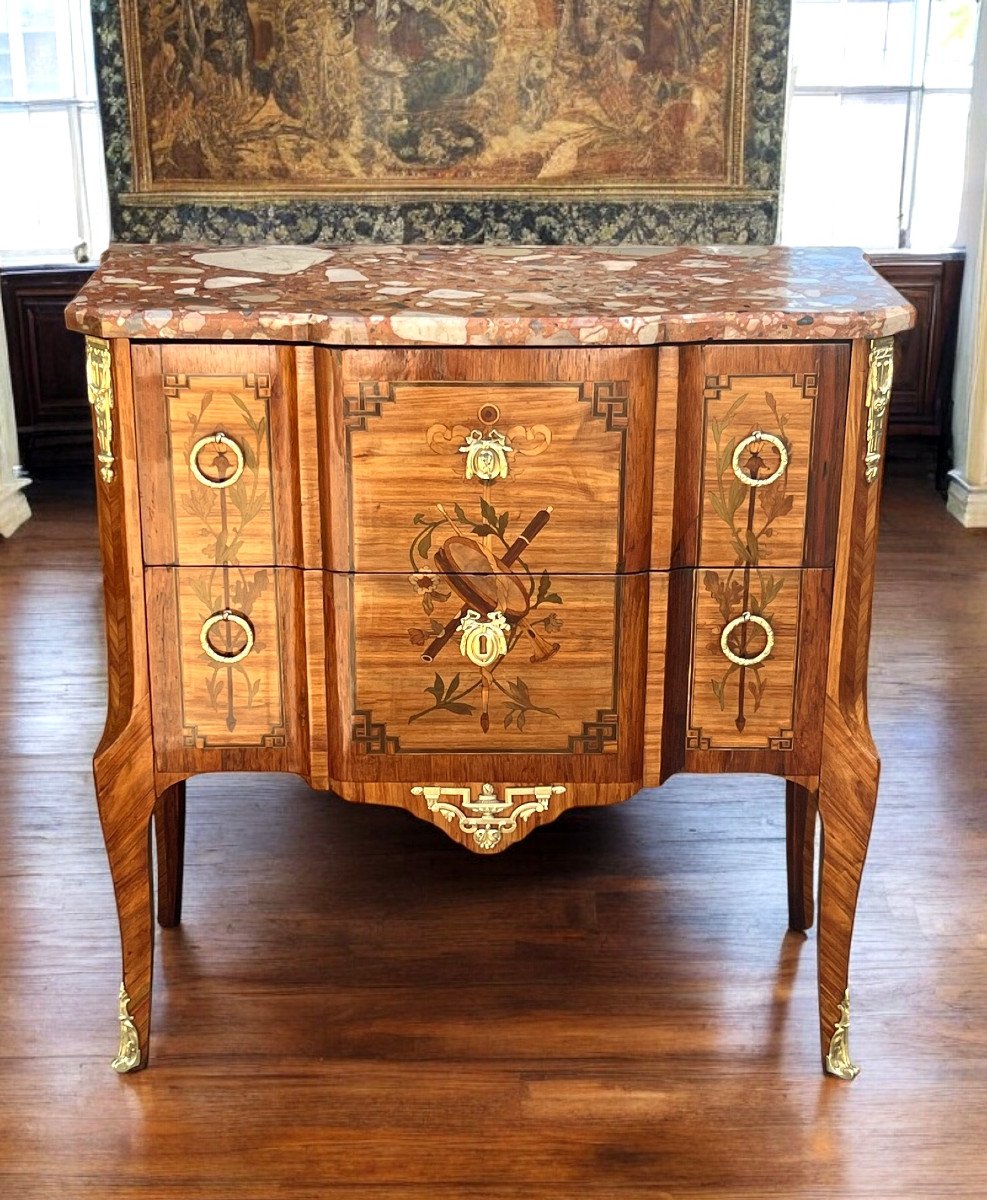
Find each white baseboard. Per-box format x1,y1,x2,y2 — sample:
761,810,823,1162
946,471,987,528
0,480,30,538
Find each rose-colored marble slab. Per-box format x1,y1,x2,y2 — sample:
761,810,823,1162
66,243,915,346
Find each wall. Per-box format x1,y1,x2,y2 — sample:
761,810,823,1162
92,0,790,245
948,10,987,527
0,302,31,537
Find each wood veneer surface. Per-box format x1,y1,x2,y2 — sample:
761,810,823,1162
1,472,984,1197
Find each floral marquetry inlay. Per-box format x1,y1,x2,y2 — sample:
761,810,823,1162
164,372,276,566
405,497,564,736
700,372,817,567
688,569,801,752
176,568,287,750
340,569,624,757
327,349,653,761
339,365,635,574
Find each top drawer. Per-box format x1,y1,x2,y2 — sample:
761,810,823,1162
134,343,310,567
321,348,657,574
687,342,849,569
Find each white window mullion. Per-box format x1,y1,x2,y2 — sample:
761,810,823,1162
67,99,90,256
899,0,945,248
911,0,934,88
898,86,924,248
79,0,97,100
67,0,94,100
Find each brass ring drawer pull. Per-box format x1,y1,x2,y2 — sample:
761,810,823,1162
731,430,788,487
189,431,245,489
200,609,255,664
720,611,774,667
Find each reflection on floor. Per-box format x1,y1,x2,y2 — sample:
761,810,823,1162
0,463,985,1199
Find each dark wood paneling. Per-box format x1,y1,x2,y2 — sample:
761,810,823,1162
0,266,94,474
869,252,964,441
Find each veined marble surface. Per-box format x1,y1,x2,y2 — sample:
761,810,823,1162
66,243,915,346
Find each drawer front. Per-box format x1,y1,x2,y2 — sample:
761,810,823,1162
323,569,649,784
134,343,308,567
145,566,309,774
692,343,848,568
322,348,657,574
680,566,832,773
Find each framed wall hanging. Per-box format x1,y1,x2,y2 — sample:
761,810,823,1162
93,0,789,243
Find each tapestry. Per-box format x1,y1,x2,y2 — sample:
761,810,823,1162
93,0,789,242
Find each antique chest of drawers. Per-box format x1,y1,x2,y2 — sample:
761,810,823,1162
66,243,914,1078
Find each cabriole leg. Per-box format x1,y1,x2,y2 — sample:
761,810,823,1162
153,780,187,929
815,728,879,1080
87,336,160,1071
95,724,157,1074
811,336,891,1080
785,778,818,932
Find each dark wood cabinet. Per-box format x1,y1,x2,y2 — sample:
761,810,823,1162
868,252,964,444
1,265,95,476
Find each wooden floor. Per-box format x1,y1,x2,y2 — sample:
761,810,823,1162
1,463,986,1199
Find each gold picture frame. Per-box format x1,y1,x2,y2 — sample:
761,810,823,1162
116,0,763,206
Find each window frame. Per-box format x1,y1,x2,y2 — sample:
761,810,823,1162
0,0,108,265
781,0,979,249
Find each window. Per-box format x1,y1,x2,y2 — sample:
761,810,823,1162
781,0,981,249
0,0,109,263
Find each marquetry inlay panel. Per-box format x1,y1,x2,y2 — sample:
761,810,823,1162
163,371,276,566
699,371,816,567
327,348,657,575
177,566,285,750
147,566,287,751
688,567,801,751
134,342,308,569
335,571,625,756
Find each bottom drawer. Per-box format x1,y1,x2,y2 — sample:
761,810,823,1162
142,562,829,799
145,566,309,774
323,570,650,784
676,566,833,775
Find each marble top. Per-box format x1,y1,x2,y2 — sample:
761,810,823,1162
66,243,915,347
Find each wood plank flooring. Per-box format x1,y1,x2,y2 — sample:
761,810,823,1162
1,466,986,1199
